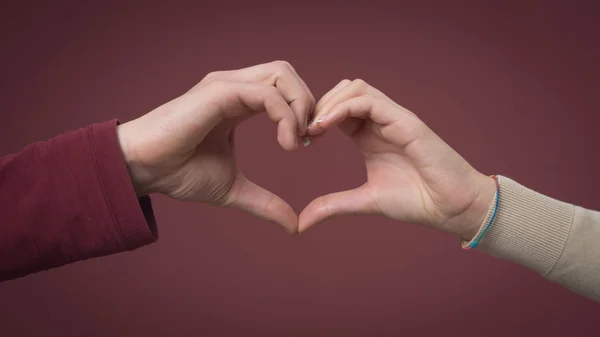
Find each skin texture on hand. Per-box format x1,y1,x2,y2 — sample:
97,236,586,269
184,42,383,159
301,79,497,240
117,61,315,234
117,65,495,240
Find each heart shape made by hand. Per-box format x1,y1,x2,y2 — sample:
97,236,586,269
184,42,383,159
120,62,496,240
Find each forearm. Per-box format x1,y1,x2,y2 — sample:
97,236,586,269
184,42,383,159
0,120,157,282
464,176,600,302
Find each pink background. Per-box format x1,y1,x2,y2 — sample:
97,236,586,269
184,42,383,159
1,1,599,336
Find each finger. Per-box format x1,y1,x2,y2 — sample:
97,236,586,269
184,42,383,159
283,62,317,132
302,120,355,148
264,61,315,135
246,84,299,151
207,81,299,150
309,79,388,134
206,61,315,135
225,174,298,234
298,185,379,233
317,95,400,126
310,79,352,125
302,79,352,147
307,95,424,148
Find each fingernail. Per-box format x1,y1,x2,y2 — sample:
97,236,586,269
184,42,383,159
316,114,328,123
303,136,311,147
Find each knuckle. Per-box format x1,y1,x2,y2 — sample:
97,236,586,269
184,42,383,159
270,60,293,77
340,79,352,86
352,78,368,89
272,60,292,69
202,70,222,81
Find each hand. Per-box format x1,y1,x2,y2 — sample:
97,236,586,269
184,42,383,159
300,79,496,239
117,61,315,233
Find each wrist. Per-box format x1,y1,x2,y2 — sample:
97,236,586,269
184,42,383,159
117,122,154,196
451,173,498,240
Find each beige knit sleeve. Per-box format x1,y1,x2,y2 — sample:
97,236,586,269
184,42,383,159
468,176,600,302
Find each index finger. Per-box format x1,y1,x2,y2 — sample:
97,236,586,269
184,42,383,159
206,61,316,136
221,81,300,151
308,79,390,135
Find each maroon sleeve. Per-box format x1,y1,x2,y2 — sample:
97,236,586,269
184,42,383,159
0,120,158,282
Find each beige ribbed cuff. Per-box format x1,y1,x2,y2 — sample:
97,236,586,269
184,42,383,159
474,176,574,275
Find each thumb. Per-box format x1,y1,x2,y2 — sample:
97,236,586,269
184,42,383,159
299,184,379,232
224,174,298,234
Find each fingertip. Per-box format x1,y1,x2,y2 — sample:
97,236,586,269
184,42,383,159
297,220,313,233
306,114,332,135
297,219,310,233
306,123,323,136
270,207,299,235
283,203,300,234
298,203,323,233
277,127,299,151
298,215,322,234
288,139,299,151
287,226,299,235
270,219,297,235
